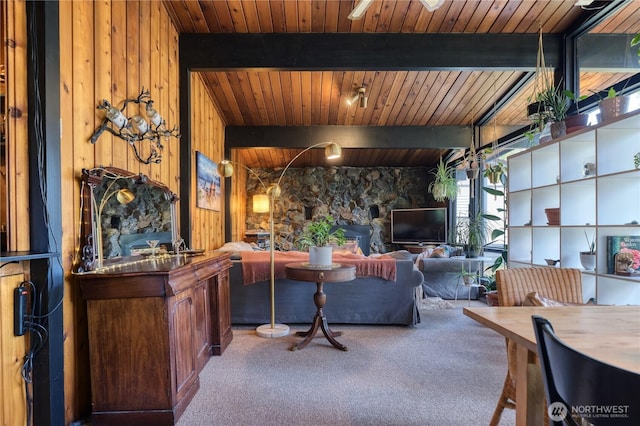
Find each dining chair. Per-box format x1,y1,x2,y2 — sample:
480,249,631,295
532,315,640,426
490,267,583,426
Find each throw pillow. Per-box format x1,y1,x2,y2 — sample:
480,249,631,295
430,247,448,258
523,291,583,307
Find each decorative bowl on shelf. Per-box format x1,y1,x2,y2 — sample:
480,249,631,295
544,259,560,266
544,208,560,225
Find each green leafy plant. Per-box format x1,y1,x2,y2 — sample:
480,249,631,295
428,158,458,202
562,89,588,115
545,86,570,122
483,161,507,185
460,265,477,285
295,215,346,249
584,231,596,254
453,210,499,258
481,168,508,280
632,33,640,63
590,86,620,101
634,152,640,169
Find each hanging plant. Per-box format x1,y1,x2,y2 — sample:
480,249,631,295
464,139,481,179
527,28,556,131
483,162,507,185
428,159,458,202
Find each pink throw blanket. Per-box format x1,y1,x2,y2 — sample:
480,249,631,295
240,251,397,285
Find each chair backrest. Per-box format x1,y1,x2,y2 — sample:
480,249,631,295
532,315,640,426
496,268,583,307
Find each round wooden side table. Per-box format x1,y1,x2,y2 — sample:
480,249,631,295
284,262,356,351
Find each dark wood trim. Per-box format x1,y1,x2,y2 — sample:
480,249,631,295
26,1,65,425
179,55,193,248
180,33,563,72
225,125,471,150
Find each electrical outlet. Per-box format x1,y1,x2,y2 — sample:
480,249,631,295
14,285,28,336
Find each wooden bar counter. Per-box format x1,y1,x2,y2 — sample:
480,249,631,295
75,251,233,425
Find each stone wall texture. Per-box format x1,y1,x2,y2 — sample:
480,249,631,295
245,166,443,254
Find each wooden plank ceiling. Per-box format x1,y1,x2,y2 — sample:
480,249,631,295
164,0,640,168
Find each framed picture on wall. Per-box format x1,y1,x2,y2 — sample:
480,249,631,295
196,151,221,211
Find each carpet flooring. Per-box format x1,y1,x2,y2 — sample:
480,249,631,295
177,300,516,426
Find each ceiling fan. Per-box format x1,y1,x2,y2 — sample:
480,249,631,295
348,0,445,20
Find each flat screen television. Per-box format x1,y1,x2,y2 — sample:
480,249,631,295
391,208,448,246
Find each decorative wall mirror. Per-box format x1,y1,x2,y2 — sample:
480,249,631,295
77,167,179,272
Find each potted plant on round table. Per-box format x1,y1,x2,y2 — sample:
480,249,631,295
296,215,346,267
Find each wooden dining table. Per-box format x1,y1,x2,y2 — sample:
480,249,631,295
463,305,640,426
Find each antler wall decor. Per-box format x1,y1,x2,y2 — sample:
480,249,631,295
89,88,180,164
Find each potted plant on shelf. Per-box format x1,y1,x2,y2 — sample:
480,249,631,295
563,89,590,133
545,86,570,139
579,231,596,271
592,87,630,122
295,215,346,267
428,158,458,202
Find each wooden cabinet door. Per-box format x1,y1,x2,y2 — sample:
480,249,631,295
192,279,211,371
169,289,198,403
210,270,233,355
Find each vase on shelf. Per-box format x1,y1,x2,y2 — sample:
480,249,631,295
579,252,596,271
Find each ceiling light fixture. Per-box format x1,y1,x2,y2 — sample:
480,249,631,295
347,0,374,20
419,0,445,11
346,87,367,108
348,0,445,20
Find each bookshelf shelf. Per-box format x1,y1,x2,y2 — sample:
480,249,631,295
507,111,640,305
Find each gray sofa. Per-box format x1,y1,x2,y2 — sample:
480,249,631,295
229,251,424,326
418,257,485,300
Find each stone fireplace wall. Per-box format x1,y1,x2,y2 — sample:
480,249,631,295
245,166,442,254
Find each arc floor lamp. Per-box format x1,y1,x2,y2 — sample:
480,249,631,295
219,141,342,338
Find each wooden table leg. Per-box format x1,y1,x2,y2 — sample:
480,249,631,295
291,280,347,351
515,344,545,426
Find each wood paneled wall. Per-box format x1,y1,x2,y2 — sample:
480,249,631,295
58,0,184,421
1,2,29,426
3,0,28,252
59,1,223,423
0,264,28,426
190,72,226,250
2,1,226,422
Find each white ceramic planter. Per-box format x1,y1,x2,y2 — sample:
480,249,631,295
309,246,333,267
579,252,596,271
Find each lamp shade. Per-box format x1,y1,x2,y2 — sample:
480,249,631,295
217,161,234,177
115,189,135,204
252,194,269,213
324,142,342,159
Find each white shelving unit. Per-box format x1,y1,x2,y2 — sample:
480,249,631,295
507,111,640,305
